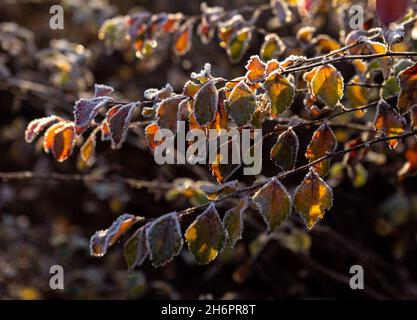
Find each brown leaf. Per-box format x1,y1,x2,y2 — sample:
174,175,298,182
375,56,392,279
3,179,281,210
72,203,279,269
374,100,406,149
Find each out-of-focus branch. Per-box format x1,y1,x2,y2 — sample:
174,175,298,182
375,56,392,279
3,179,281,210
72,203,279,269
0,171,172,191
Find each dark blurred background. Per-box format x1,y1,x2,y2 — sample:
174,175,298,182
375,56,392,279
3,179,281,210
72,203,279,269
1,0,417,300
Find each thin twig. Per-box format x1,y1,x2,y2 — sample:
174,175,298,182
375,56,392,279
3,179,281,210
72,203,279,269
0,171,172,191
283,52,417,75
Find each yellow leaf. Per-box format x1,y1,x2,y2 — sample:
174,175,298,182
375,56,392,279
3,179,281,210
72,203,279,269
311,64,344,108
263,71,295,117
185,203,226,264
294,170,333,229
252,177,292,232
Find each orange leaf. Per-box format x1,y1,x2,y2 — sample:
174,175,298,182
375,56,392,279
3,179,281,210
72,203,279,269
374,100,406,149
245,55,266,83
43,122,66,154
172,19,193,56
397,62,417,114
145,122,164,151
51,123,76,162
305,123,337,176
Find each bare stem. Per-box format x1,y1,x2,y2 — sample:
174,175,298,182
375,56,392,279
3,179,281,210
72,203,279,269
0,171,172,191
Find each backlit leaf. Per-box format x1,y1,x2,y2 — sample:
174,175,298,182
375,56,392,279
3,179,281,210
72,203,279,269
25,115,60,143
270,128,299,171
144,83,173,101
223,197,249,248
185,203,226,264
263,71,295,117
224,77,261,98
106,102,138,149
313,34,341,54
374,100,406,149
297,26,316,43
90,214,141,257
172,19,193,56
209,90,228,131
145,122,163,151
43,122,66,153
260,33,286,61
245,55,266,83
197,3,223,44
80,130,97,166
311,64,344,108
305,123,337,176
183,80,202,98
146,212,183,267
218,15,244,49
294,170,333,229
156,95,187,132
74,96,113,135
124,225,149,271
51,123,76,162
94,84,114,97
226,81,256,126
397,62,417,114
382,76,401,100
193,80,218,125
161,13,183,33
227,27,252,63
252,177,292,232
365,41,390,79
101,120,111,141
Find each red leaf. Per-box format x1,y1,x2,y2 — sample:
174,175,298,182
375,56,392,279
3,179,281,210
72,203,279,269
376,0,410,26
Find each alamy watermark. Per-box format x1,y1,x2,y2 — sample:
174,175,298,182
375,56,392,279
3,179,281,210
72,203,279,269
349,265,364,290
49,265,64,290
49,5,64,30
153,121,263,176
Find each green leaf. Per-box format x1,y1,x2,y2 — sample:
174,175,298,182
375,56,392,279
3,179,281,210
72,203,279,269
252,177,292,232
223,197,249,248
146,212,183,267
263,71,294,117
260,33,286,61
124,225,149,271
270,128,299,171
226,80,256,126
193,79,219,125
227,27,252,63
185,203,226,264
294,170,333,229
381,76,400,99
